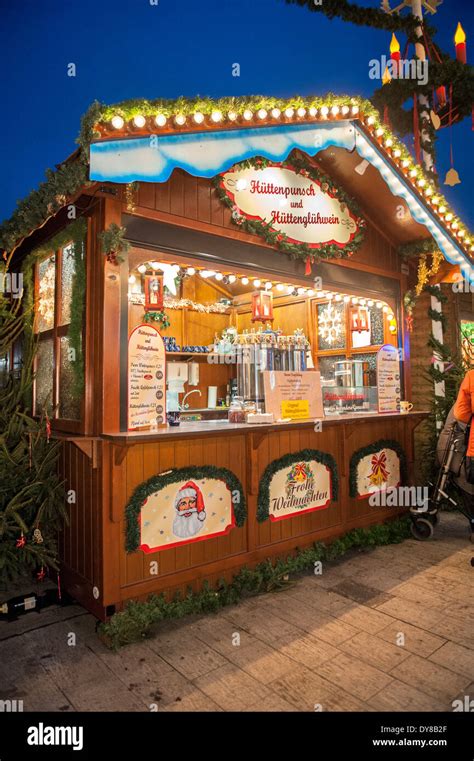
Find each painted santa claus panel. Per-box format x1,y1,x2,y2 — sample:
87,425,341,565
139,478,235,552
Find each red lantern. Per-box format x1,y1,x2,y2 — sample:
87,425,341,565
350,306,369,333
144,274,164,310
252,290,274,323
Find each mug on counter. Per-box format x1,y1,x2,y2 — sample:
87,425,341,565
400,401,414,414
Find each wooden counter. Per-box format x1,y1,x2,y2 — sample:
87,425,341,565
57,412,427,620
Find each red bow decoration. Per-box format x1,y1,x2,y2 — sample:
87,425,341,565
369,451,390,486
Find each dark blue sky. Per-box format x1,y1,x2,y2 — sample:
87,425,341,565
1,0,473,227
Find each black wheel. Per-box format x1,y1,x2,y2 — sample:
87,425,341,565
410,518,435,541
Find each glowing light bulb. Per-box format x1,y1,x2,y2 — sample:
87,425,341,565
343,295,350,303
335,294,342,301
257,108,268,120
151,262,160,270
241,276,249,285
133,115,146,128
383,306,389,313
201,270,215,278
284,107,294,118
445,213,453,221
341,106,350,115
402,159,410,168
320,106,329,117
376,127,384,137
175,114,186,125
367,300,374,307
211,110,222,123
186,267,196,276
271,108,281,119
352,105,359,115
228,274,236,283
331,106,340,116
439,205,446,214
227,111,238,121
393,149,401,158
253,279,261,288
367,116,375,125
128,275,136,284
309,107,317,117
215,272,223,281
385,138,393,147
409,169,417,178
297,287,306,295
276,283,284,292
243,109,253,121
137,264,147,274
287,285,294,294
418,178,426,187
111,115,124,129
376,301,383,309
351,297,359,305
307,289,314,296
193,112,204,124
265,281,272,290
297,107,306,117
155,114,167,127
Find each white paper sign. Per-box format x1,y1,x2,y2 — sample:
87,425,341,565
377,344,401,413
128,324,166,429
221,164,358,247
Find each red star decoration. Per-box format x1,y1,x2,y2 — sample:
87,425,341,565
36,567,46,582
16,535,26,548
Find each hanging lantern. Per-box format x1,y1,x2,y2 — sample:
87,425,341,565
144,273,164,310
252,290,274,322
350,306,369,333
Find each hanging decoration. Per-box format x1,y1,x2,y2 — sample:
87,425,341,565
125,465,246,553
143,310,170,329
349,439,407,499
125,182,139,213
214,155,365,263
130,292,231,314
350,306,370,333
252,291,274,323
144,274,164,311
100,223,130,265
415,250,444,296
257,449,338,523
318,302,343,345
444,84,461,186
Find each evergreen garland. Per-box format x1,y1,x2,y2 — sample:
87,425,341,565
99,222,131,264
285,0,422,39
257,448,338,522
125,465,247,553
349,439,408,498
143,310,170,329
214,155,365,263
99,516,411,649
398,238,441,260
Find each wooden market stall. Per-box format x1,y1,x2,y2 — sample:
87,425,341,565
9,94,474,619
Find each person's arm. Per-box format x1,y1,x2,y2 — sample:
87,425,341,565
453,371,474,424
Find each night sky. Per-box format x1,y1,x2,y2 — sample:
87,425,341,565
1,0,472,227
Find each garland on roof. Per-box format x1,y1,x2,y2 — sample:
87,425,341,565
125,465,247,553
398,238,442,260
0,94,472,256
213,155,365,263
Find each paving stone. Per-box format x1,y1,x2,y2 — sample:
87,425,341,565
368,680,446,712
330,579,393,608
429,641,474,681
374,596,446,629
389,653,471,702
390,581,453,611
261,596,359,644
187,615,257,656
243,694,297,712
430,614,474,651
338,631,410,672
160,689,223,712
225,639,295,684
145,630,227,680
270,664,368,711
377,619,446,656
277,633,341,670
62,676,148,712
220,606,303,645
193,664,271,711
314,652,393,701
337,605,395,634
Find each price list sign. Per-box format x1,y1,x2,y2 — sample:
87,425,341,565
128,324,166,430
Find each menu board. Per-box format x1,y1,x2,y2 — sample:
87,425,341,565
377,344,401,413
128,324,166,430
263,371,323,421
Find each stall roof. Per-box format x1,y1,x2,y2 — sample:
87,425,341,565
2,94,473,283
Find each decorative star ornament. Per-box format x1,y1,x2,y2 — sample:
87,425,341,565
154,263,180,295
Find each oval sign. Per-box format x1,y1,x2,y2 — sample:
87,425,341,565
221,163,358,248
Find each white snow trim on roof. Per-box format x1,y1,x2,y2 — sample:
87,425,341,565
89,120,473,284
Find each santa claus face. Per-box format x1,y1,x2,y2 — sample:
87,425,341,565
176,496,197,515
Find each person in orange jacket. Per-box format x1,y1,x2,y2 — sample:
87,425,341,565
454,369,474,458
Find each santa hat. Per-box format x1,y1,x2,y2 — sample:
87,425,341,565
174,481,206,521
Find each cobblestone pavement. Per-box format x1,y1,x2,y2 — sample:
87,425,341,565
1,512,473,712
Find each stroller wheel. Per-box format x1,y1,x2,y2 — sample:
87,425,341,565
410,518,434,541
